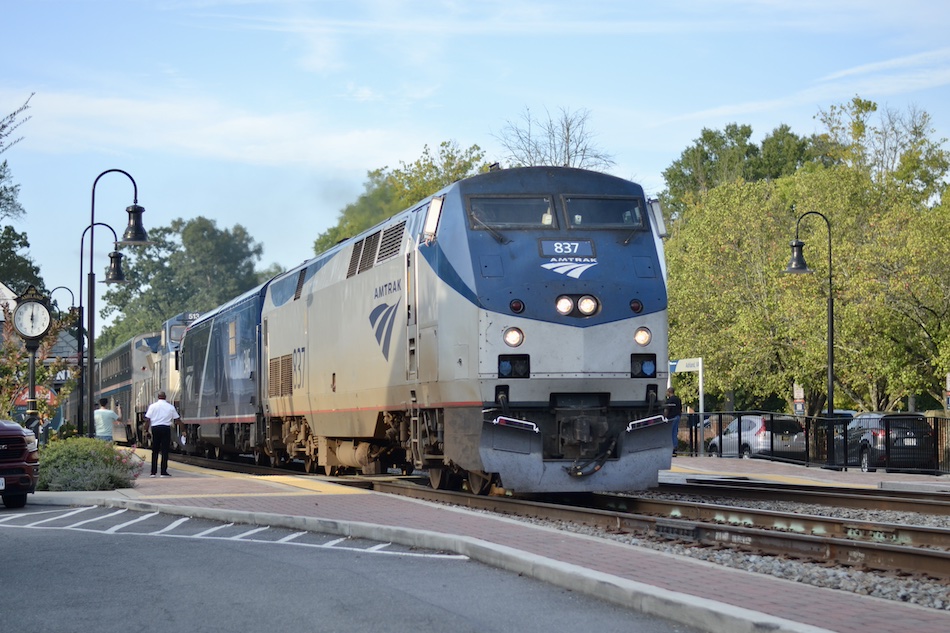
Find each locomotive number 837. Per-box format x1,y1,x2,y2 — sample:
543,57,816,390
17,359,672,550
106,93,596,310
164,166,672,494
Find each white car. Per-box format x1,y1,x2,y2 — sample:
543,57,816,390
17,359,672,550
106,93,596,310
708,414,806,459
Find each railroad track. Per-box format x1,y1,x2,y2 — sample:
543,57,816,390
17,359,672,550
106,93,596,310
166,452,950,579
655,479,950,515
371,480,950,580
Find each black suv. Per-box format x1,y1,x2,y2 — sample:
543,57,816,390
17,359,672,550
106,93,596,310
0,420,40,508
844,412,936,472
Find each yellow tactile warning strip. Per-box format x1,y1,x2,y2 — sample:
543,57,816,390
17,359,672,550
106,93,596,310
131,448,372,495
668,463,877,489
258,475,372,494
136,492,319,500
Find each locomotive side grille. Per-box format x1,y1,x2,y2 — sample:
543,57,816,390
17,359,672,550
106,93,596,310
280,355,293,396
347,239,364,278
358,231,381,273
268,355,294,397
268,358,280,397
376,221,406,263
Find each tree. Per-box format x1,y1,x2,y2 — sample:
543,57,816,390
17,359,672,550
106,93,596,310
0,225,43,293
313,141,487,255
665,97,950,415
494,106,614,170
0,94,32,155
0,305,72,425
0,94,33,222
97,217,264,351
0,96,44,291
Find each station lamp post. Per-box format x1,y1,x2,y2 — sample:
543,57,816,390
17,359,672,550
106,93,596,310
79,169,151,437
49,286,79,427
784,211,839,468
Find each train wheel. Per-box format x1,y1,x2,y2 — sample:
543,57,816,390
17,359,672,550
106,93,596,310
428,467,448,489
253,449,270,467
304,456,319,473
428,467,460,490
466,471,493,496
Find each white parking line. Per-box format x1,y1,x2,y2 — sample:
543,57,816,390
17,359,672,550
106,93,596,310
21,506,98,527
193,523,234,537
152,516,191,535
66,508,130,529
105,512,160,533
1,507,468,560
230,526,270,539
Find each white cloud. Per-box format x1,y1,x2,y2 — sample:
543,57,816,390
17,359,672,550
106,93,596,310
14,89,423,171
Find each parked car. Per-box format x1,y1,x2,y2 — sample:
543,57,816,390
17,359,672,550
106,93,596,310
0,419,40,508
708,414,806,460
843,412,936,472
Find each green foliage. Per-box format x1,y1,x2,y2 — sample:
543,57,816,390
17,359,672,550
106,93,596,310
313,141,487,255
97,216,266,352
313,169,399,255
54,422,79,440
37,437,143,491
665,96,950,415
0,307,73,422
0,224,44,292
660,123,818,226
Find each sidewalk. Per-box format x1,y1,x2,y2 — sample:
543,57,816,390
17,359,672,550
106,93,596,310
30,456,950,633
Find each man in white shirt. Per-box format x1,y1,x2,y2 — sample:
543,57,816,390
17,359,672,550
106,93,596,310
144,391,181,478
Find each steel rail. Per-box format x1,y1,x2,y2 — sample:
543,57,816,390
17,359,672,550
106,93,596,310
371,480,950,580
656,480,950,515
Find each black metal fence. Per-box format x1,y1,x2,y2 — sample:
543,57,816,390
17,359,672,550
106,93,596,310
682,411,949,475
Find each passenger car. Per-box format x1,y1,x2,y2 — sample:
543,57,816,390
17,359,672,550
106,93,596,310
708,414,806,459
843,412,936,472
0,419,40,508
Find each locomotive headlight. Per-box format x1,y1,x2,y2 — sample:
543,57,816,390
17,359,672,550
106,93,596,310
634,327,652,346
555,295,574,315
577,295,598,315
503,327,524,347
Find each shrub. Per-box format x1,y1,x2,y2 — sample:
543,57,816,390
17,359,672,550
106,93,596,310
37,438,143,491
54,423,80,440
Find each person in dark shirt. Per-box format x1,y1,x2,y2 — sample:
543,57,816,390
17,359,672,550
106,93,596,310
665,387,683,455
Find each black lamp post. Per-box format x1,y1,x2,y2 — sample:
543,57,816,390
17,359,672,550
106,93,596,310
80,169,150,438
49,286,78,429
784,211,838,467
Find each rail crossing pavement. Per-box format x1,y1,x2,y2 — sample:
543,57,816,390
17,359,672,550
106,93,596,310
26,455,950,633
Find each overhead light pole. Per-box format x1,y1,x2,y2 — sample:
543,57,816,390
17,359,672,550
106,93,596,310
49,286,79,428
80,169,151,437
784,210,839,468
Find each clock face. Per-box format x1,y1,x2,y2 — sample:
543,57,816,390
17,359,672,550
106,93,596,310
13,300,52,339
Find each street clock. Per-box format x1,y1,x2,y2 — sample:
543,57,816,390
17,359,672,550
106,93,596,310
13,285,52,341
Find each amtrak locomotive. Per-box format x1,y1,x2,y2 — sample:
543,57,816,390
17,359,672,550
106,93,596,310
111,167,672,493
95,312,198,446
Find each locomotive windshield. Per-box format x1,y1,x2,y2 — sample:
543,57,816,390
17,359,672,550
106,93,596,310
169,325,187,344
469,196,557,229
564,196,644,229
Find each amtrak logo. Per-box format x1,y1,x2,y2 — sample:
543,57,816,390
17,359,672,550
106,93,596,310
369,299,401,360
542,258,598,279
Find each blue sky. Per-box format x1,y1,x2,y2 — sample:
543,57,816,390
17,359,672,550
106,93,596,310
3,1,950,332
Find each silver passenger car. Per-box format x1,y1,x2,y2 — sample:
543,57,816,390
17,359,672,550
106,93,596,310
708,414,806,459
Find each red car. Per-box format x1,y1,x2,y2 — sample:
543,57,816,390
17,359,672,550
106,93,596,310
0,420,40,508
